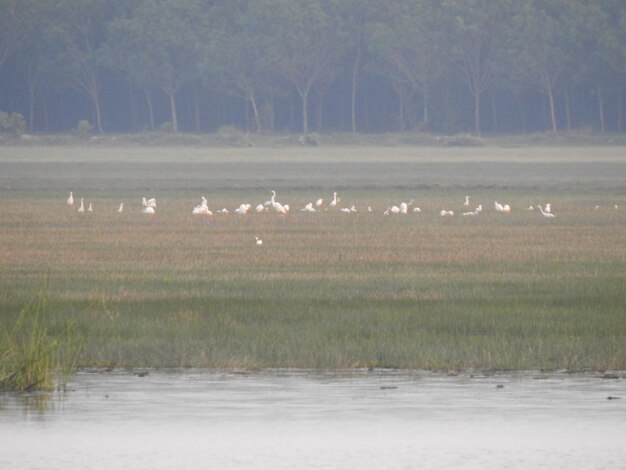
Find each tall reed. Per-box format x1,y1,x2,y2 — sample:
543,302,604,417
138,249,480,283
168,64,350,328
0,288,82,392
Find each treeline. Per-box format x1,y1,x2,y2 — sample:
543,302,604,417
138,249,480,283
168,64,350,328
0,0,625,136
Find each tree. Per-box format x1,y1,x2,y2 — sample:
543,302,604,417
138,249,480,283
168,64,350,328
201,1,273,132
333,0,377,133
0,0,36,72
599,0,626,131
370,0,452,130
45,0,125,134
445,0,513,135
105,0,204,133
252,0,343,134
508,0,590,133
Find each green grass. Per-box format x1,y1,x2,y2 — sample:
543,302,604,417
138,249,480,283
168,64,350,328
0,145,624,372
0,286,82,391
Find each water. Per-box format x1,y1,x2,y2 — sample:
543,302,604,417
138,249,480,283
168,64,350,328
1,370,624,469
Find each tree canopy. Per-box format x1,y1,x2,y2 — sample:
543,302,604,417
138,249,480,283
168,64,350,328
0,0,624,135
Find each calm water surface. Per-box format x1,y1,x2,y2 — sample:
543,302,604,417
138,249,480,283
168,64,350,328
1,370,624,470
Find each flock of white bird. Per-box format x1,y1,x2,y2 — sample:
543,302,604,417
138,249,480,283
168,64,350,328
66,190,620,244
66,189,571,218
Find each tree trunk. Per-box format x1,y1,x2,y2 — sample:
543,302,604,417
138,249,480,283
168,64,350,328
473,91,481,135
168,91,178,133
316,88,323,132
129,88,137,131
597,85,605,133
564,90,572,131
28,87,36,132
422,84,429,128
351,48,361,133
249,94,261,132
301,89,309,134
398,87,405,132
42,95,49,132
618,87,623,132
144,88,154,131
516,93,527,134
490,91,498,132
547,87,557,134
193,90,201,132
94,94,104,134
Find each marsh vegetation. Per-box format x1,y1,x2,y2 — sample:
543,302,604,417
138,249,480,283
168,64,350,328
0,146,624,374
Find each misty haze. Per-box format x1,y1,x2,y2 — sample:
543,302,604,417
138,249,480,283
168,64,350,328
1,1,625,470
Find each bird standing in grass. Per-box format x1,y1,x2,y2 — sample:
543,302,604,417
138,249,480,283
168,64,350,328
255,236,263,246
142,197,157,209
67,192,74,205
538,205,555,218
270,190,288,215
77,198,85,212
117,203,124,213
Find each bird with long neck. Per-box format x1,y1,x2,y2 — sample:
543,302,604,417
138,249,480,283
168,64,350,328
270,190,287,215
329,192,339,208
538,205,555,218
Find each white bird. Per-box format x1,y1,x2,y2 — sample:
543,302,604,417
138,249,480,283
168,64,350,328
117,202,124,213
255,204,266,213
340,207,351,213
349,205,357,213
193,197,212,215
367,206,372,212
315,198,323,208
475,204,482,213
412,207,422,213
255,236,263,246
235,203,252,215
301,202,316,213
495,201,510,213
399,199,414,215
462,211,477,216
142,206,155,214
217,208,229,214
544,203,551,213
142,197,157,208
614,205,619,210
192,204,212,215
390,205,400,214
538,205,555,218
87,203,93,213
270,190,288,215
526,205,535,211
77,198,85,213
440,210,454,217
464,195,470,207
67,192,74,205
329,192,339,208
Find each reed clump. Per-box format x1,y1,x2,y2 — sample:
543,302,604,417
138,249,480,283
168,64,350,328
0,288,82,392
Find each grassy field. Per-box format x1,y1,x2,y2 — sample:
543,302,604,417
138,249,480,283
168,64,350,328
1,145,625,371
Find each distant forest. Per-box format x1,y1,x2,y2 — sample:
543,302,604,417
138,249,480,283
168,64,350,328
1,0,625,135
